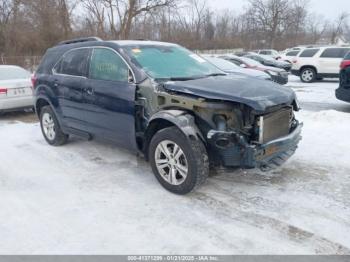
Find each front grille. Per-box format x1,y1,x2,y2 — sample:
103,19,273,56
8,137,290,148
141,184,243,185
259,108,292,143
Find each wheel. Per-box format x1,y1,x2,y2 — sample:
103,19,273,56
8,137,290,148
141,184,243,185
40,105,68,146
300,67,316,83
149,126,209,195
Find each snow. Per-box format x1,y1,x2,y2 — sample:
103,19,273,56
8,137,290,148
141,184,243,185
1,76,350,254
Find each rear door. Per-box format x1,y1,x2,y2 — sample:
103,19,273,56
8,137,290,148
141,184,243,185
319,48,350,74
52,48,92,130
84,47,137,150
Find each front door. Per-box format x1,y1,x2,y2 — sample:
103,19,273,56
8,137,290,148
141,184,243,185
83,47,137,151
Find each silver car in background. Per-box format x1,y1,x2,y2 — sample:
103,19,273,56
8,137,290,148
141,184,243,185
0,65,33,113
203,55,272,80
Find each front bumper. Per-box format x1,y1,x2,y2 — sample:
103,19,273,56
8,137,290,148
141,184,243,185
271,74,288,85
291,69,300,76
208,122,303,170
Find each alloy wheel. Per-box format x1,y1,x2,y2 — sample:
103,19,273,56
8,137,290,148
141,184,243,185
302,69,314,82
42,112,56,141
155,140,188,186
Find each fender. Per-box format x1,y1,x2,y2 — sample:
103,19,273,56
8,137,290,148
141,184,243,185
34,84,64,127
148,110,204,141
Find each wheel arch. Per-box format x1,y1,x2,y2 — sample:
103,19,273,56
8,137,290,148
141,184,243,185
300,65,318,74
143,110,205,161
35,97,51,117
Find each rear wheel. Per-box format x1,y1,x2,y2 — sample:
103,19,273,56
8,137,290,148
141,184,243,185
149,127,209,195
300,67,316,83
40,106,68,146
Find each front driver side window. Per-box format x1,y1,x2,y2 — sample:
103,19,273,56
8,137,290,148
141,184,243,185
90,48,129,82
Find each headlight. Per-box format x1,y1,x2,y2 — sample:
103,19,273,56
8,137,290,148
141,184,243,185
267,70,278,76
294,96,301,111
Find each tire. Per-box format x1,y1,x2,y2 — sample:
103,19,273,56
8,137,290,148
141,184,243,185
149,126,209,195
40,105,68,146
300,67,316,83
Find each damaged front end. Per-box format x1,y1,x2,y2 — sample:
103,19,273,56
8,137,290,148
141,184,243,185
137,76,302,171
207,105,302,170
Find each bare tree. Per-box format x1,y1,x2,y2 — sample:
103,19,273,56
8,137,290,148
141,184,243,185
330,12,349,44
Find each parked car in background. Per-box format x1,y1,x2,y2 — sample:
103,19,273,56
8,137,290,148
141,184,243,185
220,55,289,85
0,65,33,113
244,54,292,71
202,55,271,81
233,51,255,57
34,38,302,194
278,50,301,63
291,46,350,83
252,49,281,59
336,51,350,103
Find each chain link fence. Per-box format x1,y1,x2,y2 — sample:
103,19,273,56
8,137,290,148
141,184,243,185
0,55,42,73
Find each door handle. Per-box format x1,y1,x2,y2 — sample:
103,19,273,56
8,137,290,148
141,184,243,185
84,87,94,96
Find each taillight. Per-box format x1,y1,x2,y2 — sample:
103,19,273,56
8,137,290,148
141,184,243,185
0,88,7,95
31,74,37,89
340,60,350,70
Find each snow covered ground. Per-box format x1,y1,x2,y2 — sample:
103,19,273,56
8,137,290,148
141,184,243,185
0,76,350,254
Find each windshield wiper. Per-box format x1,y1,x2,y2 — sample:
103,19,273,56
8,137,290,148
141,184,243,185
155,76,203,82
204,73,227,77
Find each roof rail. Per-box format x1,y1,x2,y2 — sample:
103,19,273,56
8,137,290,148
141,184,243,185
58,37,102,46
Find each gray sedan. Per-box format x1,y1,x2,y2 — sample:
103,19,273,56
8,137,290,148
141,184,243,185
0,65,33,113
203,55,272,80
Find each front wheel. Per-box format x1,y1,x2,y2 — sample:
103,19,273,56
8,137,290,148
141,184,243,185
149,127,209,195
40,105,68,146
300,67,316,83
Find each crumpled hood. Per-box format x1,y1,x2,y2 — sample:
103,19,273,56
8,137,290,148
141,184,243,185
163,75,296,112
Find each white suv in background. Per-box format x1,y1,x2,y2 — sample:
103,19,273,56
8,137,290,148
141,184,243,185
291,46,350,83
253,49,281,59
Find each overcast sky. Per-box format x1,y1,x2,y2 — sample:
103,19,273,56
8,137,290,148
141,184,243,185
207,0,350,20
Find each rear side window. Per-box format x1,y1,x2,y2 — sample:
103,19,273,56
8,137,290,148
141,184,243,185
286,51,299,56
89,48,129,82
299,49,319,57
260,51,271,55
320,48,347,58
54,48,91,77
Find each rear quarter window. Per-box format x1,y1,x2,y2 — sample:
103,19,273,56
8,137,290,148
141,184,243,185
345,51,350,60
320,48,348,58
299,49,319,57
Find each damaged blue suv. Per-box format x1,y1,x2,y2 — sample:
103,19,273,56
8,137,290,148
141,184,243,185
34,38,302,194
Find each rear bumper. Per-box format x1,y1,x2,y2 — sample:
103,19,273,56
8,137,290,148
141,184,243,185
336,86,350,103
208,122,302,170
0,96,34,112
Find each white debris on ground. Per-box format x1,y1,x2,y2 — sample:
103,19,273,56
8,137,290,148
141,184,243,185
0,76,350,255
